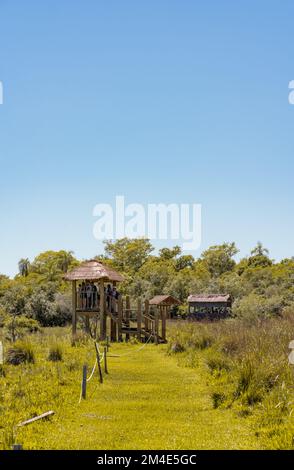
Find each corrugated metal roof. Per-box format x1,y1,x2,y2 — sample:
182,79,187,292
187,294,231,303
64,260,124,282
149,295,181,306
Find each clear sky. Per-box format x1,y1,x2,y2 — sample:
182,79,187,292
0,1,294,277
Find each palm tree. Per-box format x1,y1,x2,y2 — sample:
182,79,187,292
58,251,75,273
18,258,30,277
250,242,269,257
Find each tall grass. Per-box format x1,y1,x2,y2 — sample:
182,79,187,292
168,313,294,449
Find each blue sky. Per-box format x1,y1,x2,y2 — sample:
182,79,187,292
0,1,294,277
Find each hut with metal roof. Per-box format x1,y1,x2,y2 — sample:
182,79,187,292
64,260,124,339
187,294,232,321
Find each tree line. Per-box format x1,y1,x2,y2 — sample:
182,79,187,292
0,240,293,339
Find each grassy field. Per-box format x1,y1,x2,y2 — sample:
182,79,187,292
168,315,294,450
0,327,264,450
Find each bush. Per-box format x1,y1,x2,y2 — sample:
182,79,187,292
48,344,63,362
6,341,35,365
169,342,185,354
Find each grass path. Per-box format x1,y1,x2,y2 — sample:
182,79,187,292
17,342,261,449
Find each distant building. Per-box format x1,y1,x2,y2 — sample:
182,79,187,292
187,294,232,321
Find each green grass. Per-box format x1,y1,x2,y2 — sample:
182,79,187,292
0,327,262,450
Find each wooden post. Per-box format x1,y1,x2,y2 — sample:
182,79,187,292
144,300,149,334
104,346,108,374
99,278,105,340
118,296,123,342
72,280,77,338
0,341,3,365
137,298,142,342
110,319,117,342
162,306,167,342
125,295,130,341
95,342,103,384
82,364,87,399
85,316,90,335
155,307,159,345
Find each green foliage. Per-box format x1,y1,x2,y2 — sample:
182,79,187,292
201,242,238,277
103,238,154,274
3,315,40,342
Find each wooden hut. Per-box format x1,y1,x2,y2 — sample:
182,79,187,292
187,294,232,320
64,260,124,340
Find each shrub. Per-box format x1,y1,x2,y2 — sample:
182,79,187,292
48,344,63,362
211,391,226,409
6,341,35,365
169,342,185,354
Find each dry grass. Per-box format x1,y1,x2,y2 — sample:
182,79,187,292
168,313,294,449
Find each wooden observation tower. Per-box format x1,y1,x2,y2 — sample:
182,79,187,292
64,260,180,343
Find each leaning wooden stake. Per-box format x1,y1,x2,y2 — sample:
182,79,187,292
17,410,55,427
95,342,103,384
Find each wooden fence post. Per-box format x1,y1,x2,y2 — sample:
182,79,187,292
125,296,130,341
104,346,108,374
162,306,167,342
99,279,106,340
82,364,87,399
155,308,159,345
137,298,142,342
144,300,149,334
72,280,77,338
118,296,123,342
95,342,103,384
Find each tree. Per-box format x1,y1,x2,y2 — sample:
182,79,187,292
57,250,76,273
201,242,239,277
248,242,272,268
103,238,154,273
251,242,269,257
18,258,30,277
159,246,182,260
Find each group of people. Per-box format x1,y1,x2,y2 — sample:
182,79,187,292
77,281,120,311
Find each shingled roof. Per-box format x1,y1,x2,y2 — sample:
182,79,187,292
188,294,231,303
64,260,124,282
149,295,181,306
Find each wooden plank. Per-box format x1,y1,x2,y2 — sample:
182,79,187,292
17,411,55,427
